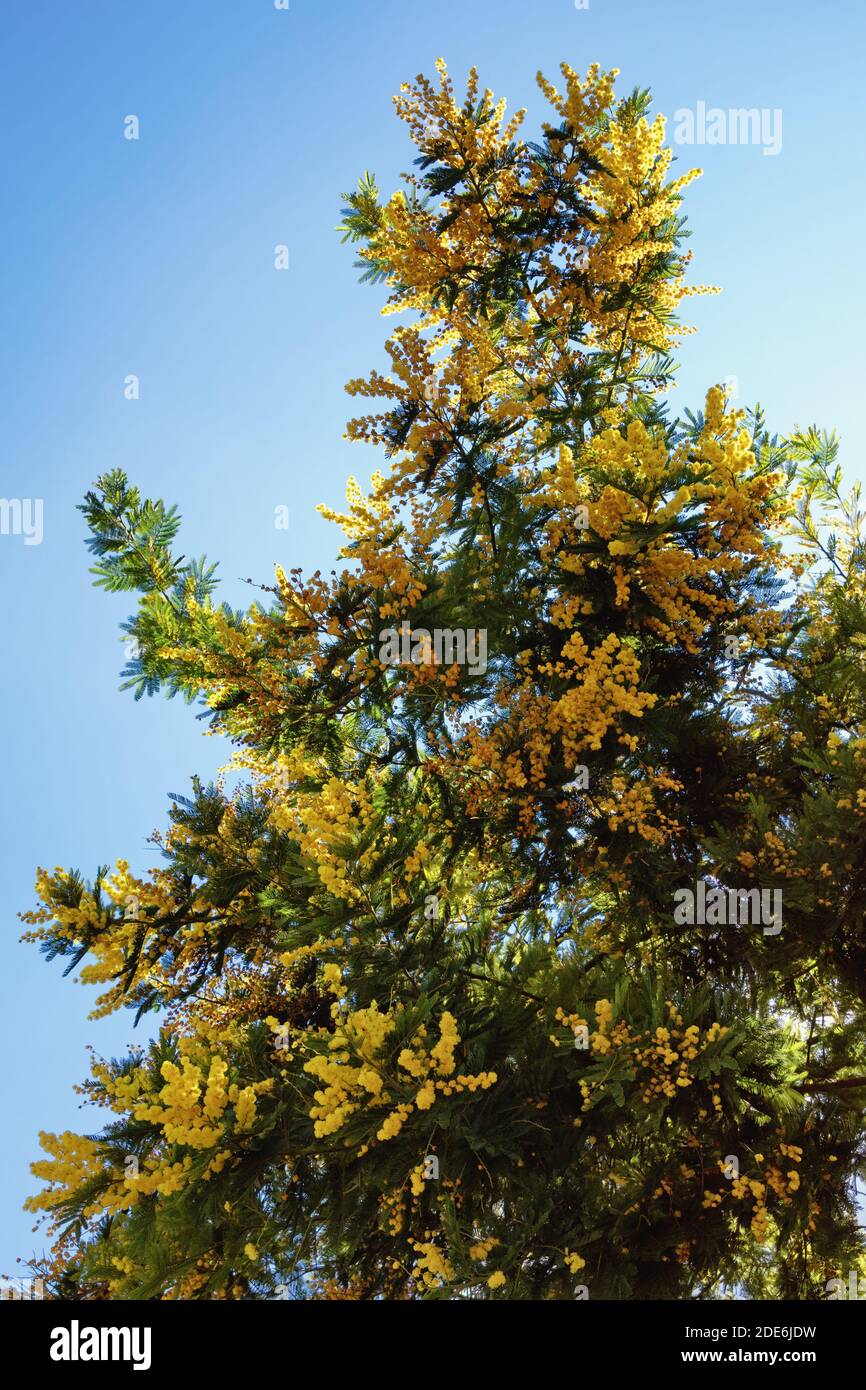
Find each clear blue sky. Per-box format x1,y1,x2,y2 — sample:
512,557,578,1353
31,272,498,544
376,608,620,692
1,0,864,1274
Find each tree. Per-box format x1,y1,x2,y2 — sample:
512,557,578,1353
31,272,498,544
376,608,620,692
21,59,866,1302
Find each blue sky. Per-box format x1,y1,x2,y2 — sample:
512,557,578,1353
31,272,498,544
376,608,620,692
1,0,863,1274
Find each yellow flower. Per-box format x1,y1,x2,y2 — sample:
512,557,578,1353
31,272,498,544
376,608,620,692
322,963,343,995
415,1081,436,1111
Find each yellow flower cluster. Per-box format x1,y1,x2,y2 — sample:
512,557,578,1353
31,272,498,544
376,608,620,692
303,1005,496,1147
469,1236,500,1261
22,861,176,1018
269,772,379,904
26,1131,106,1215
412,1240,454,1290
553,633,656,756
569,1000,730,1117
304,1003,395,1137
597,771,684,846
698,1134,814,1244
131,1057,270,1147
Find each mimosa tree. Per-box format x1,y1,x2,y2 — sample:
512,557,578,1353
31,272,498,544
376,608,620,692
21,60,866,1301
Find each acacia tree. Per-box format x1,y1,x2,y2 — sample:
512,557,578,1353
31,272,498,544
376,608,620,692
21,60,866,1301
